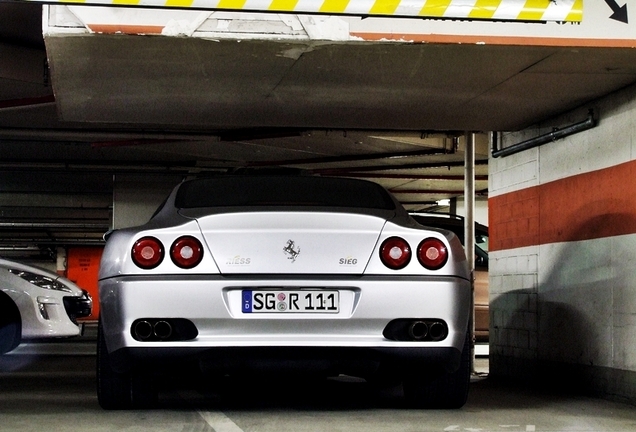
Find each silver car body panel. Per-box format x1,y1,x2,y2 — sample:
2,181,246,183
100,275,471,353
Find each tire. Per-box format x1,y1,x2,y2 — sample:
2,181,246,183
96,319,157,409
403,331,471,409
0,295,21,355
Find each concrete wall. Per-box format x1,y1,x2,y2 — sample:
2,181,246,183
489,83,636,403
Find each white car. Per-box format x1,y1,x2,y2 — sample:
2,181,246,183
0,258,92,354
97,174,472,409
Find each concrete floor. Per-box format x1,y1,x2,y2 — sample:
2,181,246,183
1,331,636,432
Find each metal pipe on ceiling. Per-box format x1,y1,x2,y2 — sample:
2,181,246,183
0,128,221,142
390,189,475,195
335,173,489,181
0,159,489,176
0,161,212,176
491,109,596,158
314,159,488,174
248,148,451,167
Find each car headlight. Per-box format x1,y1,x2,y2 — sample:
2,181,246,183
7,269,74,293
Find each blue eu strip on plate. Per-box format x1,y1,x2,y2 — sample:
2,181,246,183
242,290,252,313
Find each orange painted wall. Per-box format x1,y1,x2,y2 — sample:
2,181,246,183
489,187,540,251
66,247,103,319
490,159,636,251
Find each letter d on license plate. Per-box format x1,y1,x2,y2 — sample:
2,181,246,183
242,290,339,313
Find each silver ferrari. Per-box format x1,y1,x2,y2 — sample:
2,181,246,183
97,174,472,409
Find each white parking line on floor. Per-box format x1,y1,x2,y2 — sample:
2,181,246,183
198,410,245,432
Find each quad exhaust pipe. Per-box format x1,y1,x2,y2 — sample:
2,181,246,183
407,320,447,341
134,319,173,341
131,318,198,342
383,319,448,342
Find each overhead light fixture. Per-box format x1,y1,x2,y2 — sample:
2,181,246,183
436,199,450,206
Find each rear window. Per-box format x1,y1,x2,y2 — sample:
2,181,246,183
174,176,396,210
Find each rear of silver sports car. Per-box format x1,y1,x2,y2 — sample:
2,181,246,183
98,209,472,409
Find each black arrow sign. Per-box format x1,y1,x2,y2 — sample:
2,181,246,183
605,0,629,23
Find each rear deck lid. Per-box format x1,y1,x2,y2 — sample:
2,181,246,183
195,212,386,274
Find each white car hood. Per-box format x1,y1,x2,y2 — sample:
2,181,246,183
0,257,84,296
195,212,386,275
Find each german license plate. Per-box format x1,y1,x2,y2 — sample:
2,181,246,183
241,290,339,313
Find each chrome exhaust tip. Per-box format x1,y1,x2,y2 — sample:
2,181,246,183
408,321,429,341
134,320,153,340
428,321,447,341
153,320,173,340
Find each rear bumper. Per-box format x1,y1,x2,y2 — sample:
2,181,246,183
100,274,471,372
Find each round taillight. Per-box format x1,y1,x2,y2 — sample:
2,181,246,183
131,237,164,269
170,236,204,269
417,238,448,270
380,237,411,270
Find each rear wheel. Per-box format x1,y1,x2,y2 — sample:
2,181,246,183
97,320,157,409
403,332,471,409
0,294,21,355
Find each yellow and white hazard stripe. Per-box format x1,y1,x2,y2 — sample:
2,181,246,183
27,0,583,22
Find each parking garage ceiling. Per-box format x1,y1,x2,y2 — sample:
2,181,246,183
2,2,636,255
